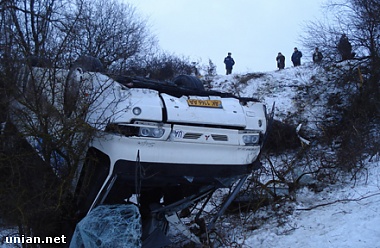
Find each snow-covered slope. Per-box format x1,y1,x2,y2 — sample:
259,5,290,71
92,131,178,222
167,64,380,247
227,158,380,248
201,64,380,248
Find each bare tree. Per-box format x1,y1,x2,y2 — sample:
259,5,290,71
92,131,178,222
300,0,379,180
63,0,157,70
302,0,380,92
0,0,158,243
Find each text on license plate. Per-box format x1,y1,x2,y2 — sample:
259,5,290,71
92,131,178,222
187,99,222,108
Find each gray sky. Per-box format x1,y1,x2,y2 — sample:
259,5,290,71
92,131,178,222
127,0,325,74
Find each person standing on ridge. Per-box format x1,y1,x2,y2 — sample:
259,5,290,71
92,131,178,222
276,52,285,70
224,52,235,75
291,47,302,67
337,34,353,60
312,47,323,63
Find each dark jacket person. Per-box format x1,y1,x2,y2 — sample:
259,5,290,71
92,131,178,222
224,52,235,75
291,47,302,66
276,52,285,70
337,34,353,60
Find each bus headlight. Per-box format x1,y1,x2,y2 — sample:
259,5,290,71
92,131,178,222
139,127,165,138
242,134,260,145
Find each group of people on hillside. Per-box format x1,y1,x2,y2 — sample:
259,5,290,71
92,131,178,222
223,47,322,75
275,47,323,70
224,34,353,74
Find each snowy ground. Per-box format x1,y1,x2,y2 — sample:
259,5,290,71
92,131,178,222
171,64,380,247
227,158,380,248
